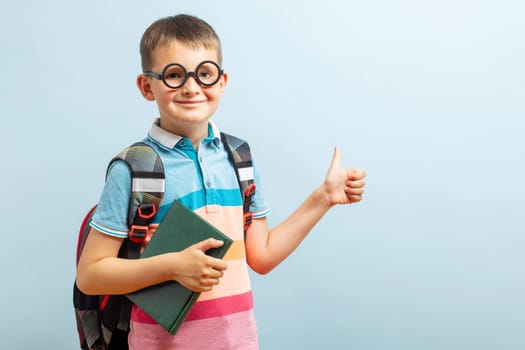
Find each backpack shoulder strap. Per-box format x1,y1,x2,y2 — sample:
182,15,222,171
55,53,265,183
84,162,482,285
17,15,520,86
74,142,166,350
74,142,165,349
109,141,165,233
220,133,256,233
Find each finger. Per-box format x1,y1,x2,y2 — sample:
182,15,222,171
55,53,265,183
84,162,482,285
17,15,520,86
197,285,214,293
200,278,222,291
328,147,341,174
199,272,224,289
351,195,362,203
346,194,362,203
204,278,220,287
347,179,366,188
349,168,366,180
194,238,224,252
346,187,365,196
207,256,228,271
206,268,224,279
199,274,221,285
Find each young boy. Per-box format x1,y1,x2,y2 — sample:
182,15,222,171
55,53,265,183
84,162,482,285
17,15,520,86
76,14,366,349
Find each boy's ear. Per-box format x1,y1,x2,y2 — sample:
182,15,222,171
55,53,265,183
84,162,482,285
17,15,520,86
218,72,228,95
137,74,156,101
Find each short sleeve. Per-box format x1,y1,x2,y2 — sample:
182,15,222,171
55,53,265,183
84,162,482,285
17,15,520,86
90,161,132,238
250,157,271,219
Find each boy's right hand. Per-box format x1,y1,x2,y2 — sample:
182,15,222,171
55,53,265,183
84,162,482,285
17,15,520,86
170,238,228,293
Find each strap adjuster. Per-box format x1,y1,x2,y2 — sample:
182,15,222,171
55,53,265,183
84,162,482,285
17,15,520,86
129,204,157,243
242,184,256,233
243,212,253,232
129,225,148,243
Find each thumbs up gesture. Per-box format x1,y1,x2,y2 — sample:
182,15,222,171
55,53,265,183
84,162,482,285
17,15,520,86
324,147,366,206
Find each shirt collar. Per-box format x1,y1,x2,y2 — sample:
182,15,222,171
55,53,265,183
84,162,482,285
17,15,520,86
147,119,221,149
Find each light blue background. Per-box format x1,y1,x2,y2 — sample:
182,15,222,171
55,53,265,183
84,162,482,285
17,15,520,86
1,0,524,349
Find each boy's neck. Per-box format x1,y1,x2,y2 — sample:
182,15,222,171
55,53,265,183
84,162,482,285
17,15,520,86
159,119,210,149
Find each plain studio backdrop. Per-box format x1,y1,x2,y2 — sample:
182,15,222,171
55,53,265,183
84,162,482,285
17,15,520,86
1,1,523,349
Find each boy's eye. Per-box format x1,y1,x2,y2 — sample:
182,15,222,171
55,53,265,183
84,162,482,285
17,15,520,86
163,65,185,81
199,70,213,78
196,63,220,84
165,72,182,80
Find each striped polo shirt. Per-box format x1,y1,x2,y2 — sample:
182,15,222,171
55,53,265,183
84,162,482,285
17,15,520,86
91,120,270,349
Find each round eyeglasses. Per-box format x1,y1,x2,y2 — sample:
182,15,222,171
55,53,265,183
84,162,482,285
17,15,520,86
144,61,223,89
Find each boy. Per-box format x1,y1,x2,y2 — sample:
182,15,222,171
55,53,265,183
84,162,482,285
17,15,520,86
76,14,366,349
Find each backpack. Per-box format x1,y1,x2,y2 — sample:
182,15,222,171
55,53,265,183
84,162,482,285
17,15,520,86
73,133,256,350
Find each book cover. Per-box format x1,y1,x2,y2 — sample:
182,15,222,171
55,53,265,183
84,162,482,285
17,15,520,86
126,200,233,334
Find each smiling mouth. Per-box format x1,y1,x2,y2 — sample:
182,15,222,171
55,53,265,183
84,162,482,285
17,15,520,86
176,100,205,104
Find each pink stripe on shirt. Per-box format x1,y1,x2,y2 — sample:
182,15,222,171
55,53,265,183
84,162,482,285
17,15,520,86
186,290,254,321
132,290,254,324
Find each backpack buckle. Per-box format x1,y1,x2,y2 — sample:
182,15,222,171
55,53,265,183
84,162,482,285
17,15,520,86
243,212,253,232
129,204,157,243
129,225,148,243
136,203,157,220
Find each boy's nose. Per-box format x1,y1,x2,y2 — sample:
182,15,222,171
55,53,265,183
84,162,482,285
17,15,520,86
181,74,200,92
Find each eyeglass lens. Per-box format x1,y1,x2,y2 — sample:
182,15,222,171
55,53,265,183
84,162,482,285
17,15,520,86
163,61,221,89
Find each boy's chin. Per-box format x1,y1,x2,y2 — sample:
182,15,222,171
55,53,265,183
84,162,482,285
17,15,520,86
159,114,213,133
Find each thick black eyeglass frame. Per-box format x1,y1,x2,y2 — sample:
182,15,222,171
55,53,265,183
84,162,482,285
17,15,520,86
144,60,223,89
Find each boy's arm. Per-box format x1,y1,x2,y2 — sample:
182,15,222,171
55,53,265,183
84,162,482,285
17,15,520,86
245,147,366,275
76,228,227,295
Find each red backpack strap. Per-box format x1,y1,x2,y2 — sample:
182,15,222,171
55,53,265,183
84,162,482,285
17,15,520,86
76,205,97,264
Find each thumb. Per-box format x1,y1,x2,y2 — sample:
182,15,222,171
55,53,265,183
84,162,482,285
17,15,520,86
194,238,224,252
328,147,341,175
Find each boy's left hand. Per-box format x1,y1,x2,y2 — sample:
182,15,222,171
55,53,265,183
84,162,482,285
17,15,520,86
324,147,366,206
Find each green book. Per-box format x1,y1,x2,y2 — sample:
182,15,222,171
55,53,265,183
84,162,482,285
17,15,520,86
126,199,233,335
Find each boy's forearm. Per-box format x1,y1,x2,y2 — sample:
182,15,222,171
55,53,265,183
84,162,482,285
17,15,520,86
248,185,332,274
272,184,332,244
77,231,228,295
247,149,365,274
77,253,175,295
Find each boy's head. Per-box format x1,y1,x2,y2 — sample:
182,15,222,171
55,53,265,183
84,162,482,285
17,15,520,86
140,14,222,72
136,14,228,137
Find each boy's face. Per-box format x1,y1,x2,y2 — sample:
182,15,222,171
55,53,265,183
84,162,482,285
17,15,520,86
137,40,228,136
